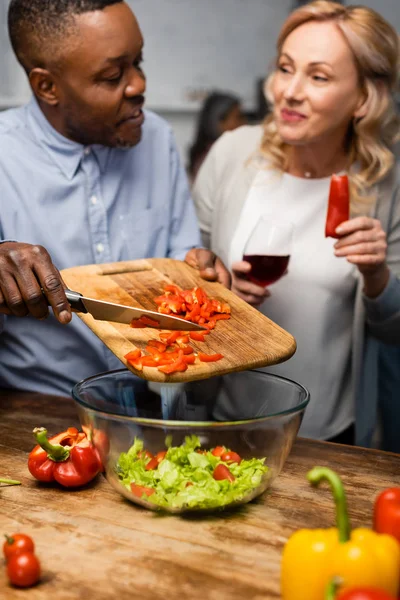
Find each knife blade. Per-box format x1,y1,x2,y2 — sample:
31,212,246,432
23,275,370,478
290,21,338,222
65,289,206,331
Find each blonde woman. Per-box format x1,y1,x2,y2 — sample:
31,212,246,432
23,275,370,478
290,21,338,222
192,1,400,447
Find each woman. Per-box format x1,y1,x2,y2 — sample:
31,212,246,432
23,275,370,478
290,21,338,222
187,91,247,184
192,1,400,448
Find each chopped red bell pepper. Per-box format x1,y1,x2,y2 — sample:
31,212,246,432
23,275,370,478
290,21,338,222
145,457,159,471
28,427,102,488
198,352,224,362
124,349,141,361
130,315,161,328
325,174,350,238
130,483,155,498
373,488,400,544
182,354,196,365
124,284,230,376
189,331,209,342
141,356,159,367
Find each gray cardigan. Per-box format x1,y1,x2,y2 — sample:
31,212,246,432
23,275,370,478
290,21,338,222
193,125,400,447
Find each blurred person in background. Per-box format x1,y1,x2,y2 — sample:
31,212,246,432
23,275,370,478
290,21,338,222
187,91,247,184
193,0,400,450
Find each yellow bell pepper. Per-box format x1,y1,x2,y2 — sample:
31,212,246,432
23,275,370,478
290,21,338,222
281,467,400,600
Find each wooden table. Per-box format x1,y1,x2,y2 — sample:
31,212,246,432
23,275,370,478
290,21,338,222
1,389,399,600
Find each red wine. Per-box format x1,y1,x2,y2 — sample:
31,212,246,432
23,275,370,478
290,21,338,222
243,254,290,287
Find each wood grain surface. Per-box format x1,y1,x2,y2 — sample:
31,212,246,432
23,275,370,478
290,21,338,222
1,389,399,599
60,259,296,382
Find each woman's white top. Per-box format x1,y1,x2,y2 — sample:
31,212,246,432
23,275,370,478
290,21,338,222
229,169,358,440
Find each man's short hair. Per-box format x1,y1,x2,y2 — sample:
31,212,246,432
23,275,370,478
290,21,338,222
8,0,123,73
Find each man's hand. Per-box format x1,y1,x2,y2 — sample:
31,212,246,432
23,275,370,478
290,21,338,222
231,261,270,306
0,242,72,324
184,248,231,288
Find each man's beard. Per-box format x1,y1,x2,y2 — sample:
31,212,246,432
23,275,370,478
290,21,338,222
63,108,114,147
114,134,142,149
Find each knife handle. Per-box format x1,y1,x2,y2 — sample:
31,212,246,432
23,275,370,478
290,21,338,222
65,289,88,313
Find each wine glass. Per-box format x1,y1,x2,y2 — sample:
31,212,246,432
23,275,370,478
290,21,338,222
242,217,294,287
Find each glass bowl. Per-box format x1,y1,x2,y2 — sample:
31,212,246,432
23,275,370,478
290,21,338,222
72,368,309,514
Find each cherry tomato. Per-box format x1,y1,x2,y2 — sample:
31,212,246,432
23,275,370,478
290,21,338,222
3,534,35,562
211,446,225,457
213,464,235,482
221,451,241,465
7,552,41,588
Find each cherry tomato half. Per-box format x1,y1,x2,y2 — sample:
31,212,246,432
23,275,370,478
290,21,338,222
221,451,241,465
7,552,41,588
3,534,35,562
213,464,235,482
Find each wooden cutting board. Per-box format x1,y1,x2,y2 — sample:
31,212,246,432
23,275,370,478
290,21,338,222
61,259,296,382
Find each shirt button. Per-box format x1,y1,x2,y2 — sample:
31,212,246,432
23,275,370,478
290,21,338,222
96,243,104,254
84,147,91,156
91,195,98,205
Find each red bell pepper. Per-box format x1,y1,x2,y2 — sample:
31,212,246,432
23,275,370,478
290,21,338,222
373,488,400,544
336,592,396,600
325,174,350,238
28,427,102,488
326,578,397,600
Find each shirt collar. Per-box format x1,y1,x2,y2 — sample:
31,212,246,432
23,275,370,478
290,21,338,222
27,95,111,180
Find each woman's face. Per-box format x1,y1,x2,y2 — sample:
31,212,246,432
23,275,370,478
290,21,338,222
271,20,365,148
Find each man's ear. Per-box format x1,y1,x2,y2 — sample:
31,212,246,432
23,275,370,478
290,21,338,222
29,68,59,106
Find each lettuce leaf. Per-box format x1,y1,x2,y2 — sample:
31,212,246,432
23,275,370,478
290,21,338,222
116,435,268,510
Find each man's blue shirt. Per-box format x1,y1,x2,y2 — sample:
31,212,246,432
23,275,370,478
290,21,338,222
0,96,201,395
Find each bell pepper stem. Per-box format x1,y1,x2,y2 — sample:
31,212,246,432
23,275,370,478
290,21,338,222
0,478,21,485
325,577,342,600
33,427,70,462
307,467,350,543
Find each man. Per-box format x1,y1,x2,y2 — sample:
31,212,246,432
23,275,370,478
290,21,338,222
0,0,229,396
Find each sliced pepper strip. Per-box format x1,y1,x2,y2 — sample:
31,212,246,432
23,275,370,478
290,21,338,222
198,352,224,362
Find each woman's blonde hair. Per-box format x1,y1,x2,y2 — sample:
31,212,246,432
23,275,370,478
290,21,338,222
261,0,400,209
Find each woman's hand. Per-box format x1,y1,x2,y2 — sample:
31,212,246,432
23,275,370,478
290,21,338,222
231,261,270,306
334,217,390,297
184,248,231,288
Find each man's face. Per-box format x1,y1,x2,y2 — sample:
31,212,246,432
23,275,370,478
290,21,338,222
53,3,146,147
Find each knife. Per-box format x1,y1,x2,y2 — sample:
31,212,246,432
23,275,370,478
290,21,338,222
64,289,206,331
